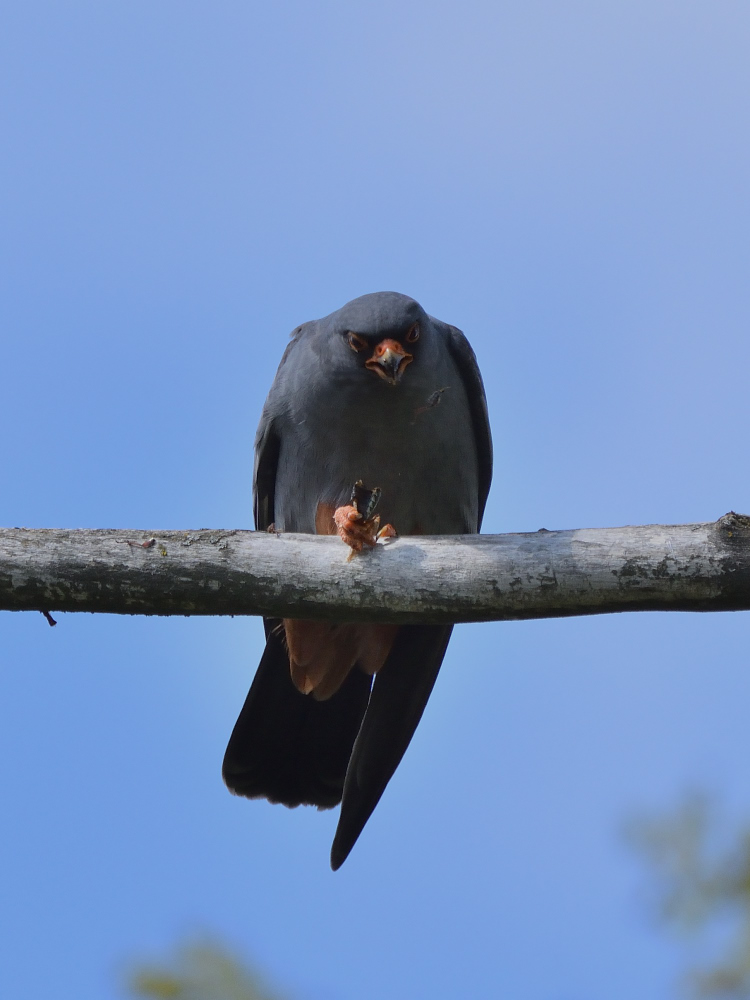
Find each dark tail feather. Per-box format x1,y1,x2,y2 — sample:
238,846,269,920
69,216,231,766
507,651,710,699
223,621,372,809
330,624,453,870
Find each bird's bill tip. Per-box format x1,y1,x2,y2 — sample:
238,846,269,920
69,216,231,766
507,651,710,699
365,339,413,384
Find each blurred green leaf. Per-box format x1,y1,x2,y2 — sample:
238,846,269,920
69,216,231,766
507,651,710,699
128,940,287,1000
629,794,750,997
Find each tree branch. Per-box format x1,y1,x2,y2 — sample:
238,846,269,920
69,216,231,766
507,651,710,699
2,513,749,624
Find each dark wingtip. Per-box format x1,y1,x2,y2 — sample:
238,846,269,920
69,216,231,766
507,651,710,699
329,790,380,870
329,834,354,871
328,624,454,871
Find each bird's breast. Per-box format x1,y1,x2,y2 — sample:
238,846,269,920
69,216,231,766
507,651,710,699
273,369,479,535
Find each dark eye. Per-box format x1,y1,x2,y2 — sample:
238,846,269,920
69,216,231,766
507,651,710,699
347,332,368,352
406,323,420,343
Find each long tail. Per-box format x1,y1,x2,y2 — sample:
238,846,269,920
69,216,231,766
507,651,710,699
330,624,453,869
223,622,372,809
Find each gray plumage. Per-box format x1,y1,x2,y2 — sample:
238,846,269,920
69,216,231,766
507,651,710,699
223,291,492,868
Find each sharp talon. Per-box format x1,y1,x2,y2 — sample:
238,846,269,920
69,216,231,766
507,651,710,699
376,523,397,541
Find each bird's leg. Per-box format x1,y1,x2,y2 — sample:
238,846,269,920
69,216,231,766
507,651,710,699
334,505,379,560
334,507,398,561
334,481,397,560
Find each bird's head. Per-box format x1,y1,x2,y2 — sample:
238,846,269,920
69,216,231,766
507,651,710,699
328,292,427,387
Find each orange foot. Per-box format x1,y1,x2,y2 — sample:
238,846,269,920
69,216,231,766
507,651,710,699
334,505,396,561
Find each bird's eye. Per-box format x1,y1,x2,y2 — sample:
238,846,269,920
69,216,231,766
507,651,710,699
406,323,420,343
347,332,368,352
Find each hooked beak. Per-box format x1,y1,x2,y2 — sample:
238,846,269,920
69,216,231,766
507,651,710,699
365,339,413,385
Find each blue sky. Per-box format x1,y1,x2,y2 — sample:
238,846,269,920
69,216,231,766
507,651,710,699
2,2,749,997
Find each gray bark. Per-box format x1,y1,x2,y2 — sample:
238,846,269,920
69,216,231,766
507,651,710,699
1,513,749,624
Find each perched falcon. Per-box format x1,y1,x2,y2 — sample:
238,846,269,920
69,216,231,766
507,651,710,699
223,292,492,869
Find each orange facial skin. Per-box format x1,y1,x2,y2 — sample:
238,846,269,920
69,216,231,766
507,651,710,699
364,338,413,384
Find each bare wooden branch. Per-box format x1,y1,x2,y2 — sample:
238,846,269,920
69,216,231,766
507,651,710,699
1,513,749,624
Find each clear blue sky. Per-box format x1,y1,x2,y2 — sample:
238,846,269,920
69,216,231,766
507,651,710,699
2,2,749,997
